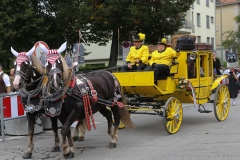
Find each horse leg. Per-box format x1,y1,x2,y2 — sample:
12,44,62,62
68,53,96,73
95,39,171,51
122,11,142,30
61,111,78,158
108,106,121,149
67,128,75,158
72,119,86,141
22,112,36,159
99,106,114,136
50,117,60,152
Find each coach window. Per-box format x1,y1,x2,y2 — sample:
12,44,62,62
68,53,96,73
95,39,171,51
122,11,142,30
199,55,207,77
187,54,196,79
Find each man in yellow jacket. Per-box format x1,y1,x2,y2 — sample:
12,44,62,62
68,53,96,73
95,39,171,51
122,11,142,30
148,38,179,82
121,33,149,71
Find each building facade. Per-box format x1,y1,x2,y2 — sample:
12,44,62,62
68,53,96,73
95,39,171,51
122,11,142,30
175,0,216,47
216,0,240,61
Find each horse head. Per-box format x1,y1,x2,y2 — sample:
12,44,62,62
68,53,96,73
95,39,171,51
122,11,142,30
39,42,68,93
11,46,35,89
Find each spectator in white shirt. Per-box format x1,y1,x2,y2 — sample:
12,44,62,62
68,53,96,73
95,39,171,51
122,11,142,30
0,64,11,94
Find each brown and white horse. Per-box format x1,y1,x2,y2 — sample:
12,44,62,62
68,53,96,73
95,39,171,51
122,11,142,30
39,42,134,158
11,45,61,159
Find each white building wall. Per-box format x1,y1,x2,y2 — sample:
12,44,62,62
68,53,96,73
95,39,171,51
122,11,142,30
182,0,216,46
193,0,215,43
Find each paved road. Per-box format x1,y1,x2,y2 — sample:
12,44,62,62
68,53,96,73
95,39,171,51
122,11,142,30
1,96,240,160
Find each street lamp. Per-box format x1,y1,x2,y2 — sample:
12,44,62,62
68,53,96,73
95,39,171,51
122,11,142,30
220,0,227,60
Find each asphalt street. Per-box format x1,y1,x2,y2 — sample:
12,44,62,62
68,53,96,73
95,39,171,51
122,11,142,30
1,94,240,160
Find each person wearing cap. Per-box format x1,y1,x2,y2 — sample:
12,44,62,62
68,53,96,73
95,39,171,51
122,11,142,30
147,38,179,83
0,64,11,94
121,33,149,71
212,50,221,75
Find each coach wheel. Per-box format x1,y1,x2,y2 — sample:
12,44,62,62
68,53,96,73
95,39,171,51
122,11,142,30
213,84,230,121
163,97,183,134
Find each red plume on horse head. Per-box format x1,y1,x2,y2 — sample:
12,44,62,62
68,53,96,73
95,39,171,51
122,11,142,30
39,41,67,55
39,41,69,82
10,45,35,89
11,45,35,66
39,42,67,65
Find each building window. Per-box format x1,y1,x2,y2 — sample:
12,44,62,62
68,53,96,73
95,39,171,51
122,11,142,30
207,37,210,43
197,13,201,27
206,15,210,28
206,0,209,7
210,0,213,2
197,0,200,4
211,38,214,49
197,36,201,43
211,17,214,23
191,3,194,9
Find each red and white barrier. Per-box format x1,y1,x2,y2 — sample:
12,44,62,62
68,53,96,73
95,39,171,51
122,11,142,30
3,95,25,119
220,78,228,85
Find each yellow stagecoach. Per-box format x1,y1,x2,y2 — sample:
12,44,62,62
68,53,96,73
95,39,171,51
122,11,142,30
113,48,230,134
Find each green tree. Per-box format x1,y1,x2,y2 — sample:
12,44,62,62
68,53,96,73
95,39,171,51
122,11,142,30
0,0,62,69
1,0,195,69
60,0,194,67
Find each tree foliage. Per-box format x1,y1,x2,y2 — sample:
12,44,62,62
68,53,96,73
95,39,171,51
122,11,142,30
0,0,194,69
58,0,195,67
0,0,65,69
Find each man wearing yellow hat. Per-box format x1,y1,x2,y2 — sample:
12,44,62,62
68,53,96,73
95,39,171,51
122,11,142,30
121,33,149,71
148,38,179,82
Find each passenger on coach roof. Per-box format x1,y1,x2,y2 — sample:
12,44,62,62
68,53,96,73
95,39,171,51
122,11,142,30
121,33,149,71
145,38,180,83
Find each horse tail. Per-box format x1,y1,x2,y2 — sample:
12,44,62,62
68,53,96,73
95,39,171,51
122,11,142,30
118,106,134,128
118,87,135,128
106,71,134,128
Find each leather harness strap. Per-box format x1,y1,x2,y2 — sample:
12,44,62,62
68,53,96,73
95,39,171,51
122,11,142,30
83,94,96,131
81,76,98,103
63,75,96,130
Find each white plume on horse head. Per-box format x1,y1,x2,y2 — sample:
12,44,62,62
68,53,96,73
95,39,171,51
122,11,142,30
11,47,19,57
39,42,49,55
26,45,35,57
57,41,67,54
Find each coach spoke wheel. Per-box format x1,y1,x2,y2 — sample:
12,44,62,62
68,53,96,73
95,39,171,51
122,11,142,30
163,97,183,134
213,84,230,121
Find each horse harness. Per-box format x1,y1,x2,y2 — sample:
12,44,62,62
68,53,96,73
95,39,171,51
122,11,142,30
43,72,124,131
15,57,43,113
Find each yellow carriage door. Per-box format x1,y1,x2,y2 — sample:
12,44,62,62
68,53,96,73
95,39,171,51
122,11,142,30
196,52,212,104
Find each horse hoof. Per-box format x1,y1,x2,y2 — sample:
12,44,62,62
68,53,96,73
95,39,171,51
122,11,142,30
109,142,117,149
63,151,74,159
51,146,60,152
78,137,84,141
73,136,79,141
22,152,32,159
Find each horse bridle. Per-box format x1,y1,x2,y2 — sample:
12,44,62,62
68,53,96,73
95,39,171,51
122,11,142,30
46,57,65,92
15,60,44,91
15,61,32,88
